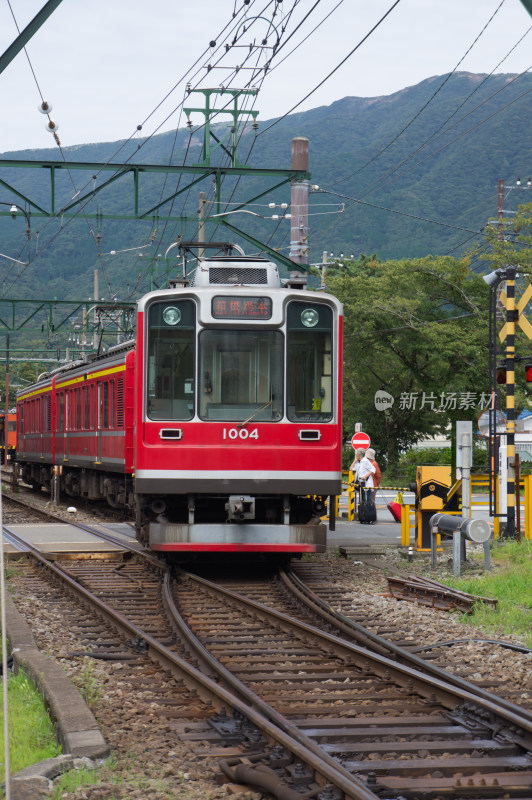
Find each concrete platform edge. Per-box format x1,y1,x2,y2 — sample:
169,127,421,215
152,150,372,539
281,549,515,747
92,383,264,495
4,590,110,796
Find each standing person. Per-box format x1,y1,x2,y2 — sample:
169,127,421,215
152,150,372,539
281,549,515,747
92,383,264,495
358,449,377,503
349,448,365,484
368,448,381,503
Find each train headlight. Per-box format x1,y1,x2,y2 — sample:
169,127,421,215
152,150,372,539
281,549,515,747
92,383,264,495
163,306,181,325
301,308,319,328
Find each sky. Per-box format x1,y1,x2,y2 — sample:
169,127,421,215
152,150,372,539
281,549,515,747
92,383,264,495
0,0,531,154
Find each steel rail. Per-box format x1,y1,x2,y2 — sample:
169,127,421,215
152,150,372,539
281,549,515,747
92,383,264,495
0,489,153,560
1,528,28,551
181,570,532,744
163,572,377,798
282,567,532,725
5,533,381,800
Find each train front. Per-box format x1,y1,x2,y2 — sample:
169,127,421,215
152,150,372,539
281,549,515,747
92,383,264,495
134,257,343,555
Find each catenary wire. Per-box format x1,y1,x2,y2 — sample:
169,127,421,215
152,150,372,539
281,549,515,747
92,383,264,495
332,0,508,188
258,0,403,136
354,24,532,198
3,2,278,292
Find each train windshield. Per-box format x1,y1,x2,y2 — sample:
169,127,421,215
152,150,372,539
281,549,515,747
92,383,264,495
147,300,195,420
199,330,283,421
287,301,333,421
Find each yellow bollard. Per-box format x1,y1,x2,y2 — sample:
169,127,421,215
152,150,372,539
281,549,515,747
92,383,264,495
401,503,412,546
348,470,355,521
524,475,532,540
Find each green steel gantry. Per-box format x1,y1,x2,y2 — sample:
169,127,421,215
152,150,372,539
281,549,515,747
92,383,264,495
0,155,309,273
0,0,311,352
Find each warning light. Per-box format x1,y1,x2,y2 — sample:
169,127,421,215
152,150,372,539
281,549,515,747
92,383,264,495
525,364,532,383
496,367,507,385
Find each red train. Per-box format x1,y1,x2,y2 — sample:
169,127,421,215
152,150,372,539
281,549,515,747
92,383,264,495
16,255,343,556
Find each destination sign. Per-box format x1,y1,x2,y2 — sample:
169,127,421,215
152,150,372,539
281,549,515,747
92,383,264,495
212,296,272,320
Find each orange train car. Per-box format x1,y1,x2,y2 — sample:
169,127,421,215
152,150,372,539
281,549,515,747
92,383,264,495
0,412,16,464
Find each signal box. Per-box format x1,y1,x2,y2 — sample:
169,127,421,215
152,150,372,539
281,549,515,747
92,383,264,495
410,465,452,550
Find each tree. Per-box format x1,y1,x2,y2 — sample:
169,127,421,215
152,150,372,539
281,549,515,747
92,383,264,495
326,255,489,469
480,201,532,274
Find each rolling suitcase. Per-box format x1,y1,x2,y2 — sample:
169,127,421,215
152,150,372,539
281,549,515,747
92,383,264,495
358,486,376,524
387,501,401,522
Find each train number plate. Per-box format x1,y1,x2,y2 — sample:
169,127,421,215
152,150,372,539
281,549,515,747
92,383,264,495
222,428,259,440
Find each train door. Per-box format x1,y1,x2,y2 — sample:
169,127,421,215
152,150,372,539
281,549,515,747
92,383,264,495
96,381,103,463
64,392,69,459
39,397,43,459
0,415,5,464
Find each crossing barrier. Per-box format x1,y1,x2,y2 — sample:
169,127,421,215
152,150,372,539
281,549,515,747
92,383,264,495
339,471,532,539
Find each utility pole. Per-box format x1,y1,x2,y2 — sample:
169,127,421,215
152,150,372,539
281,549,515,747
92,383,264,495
198,191,205,262
497,178,505,239
94,269,99,314
289,137,309,267
321,250,328,290
4,334,9,412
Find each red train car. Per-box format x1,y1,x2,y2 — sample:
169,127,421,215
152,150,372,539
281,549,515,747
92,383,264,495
16,346,135,504
16,255,343,557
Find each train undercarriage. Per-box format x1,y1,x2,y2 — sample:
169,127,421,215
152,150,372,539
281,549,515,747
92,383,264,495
17,461,327,555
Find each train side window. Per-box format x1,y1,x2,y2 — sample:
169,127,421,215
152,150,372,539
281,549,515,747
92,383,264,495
44,396,51,433
58,393,64,431
147,300,195,420
286,302,333,422
83,386,91,429
75,388,81,430
109,381,115,428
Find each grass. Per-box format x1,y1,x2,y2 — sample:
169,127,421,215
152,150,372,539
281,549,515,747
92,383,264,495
0,669,61,782
71,657,103,709
51,764,101,797
51,753,192,799
441,539,532,647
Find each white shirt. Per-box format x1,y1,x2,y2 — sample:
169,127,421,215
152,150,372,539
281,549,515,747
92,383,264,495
358,456,376,488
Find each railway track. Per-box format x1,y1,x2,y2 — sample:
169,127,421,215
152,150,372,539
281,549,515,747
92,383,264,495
5,523,532,800
288,561,532,709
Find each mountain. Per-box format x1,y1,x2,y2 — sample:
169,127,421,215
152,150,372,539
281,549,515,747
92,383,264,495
1,71,531,302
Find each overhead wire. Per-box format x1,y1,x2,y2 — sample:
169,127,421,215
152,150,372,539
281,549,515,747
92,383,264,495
355,76,532,202
121,0,307,287
307,61,532,258
3,1,278,293
315,187,486,235
332,0,508,188
4,0,348,285
349,23,532,198
7,0,522,286
257,0,403,137
127,0,314,278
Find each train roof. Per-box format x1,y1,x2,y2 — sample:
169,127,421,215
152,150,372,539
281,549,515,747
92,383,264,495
191,257,281,289
17,339,135,397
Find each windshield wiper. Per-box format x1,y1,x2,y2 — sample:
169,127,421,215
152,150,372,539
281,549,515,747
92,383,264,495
238,399,273,427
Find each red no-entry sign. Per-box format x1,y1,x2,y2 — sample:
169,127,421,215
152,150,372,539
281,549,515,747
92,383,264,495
351,431,371,450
